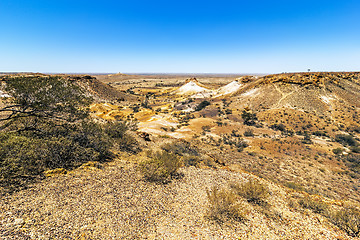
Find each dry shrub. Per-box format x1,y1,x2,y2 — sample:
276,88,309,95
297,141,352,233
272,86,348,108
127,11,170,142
329,206,360,237
206,186,247,222
139,151,182,182
161,140,199,156
104,120,140,153
231,179,269,205
298,196,328,214
161,140,201,166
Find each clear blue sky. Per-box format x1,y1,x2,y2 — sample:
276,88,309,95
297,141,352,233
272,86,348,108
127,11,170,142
1,0,359,73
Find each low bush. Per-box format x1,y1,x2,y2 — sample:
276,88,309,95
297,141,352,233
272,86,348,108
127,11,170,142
206,186,246,222
241,110,257,126
0,119,140,193
139,151,182,182
298,196,328,214
341,154,360,178
104,120,139,153
302,131,312,144
244,129,254,137
231,179,269,205
162,140,199,155
195,100,210,111
329,206,360,237
181,155,202,167
201,125,211,132
350,146,360,153
332,148,344,155
284,181,304,191
270,123,286,132
335,134,358,147
313,130,328,137
161,140,201,166
0,133,46,190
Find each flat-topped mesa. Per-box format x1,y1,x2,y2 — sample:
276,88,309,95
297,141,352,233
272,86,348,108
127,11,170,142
261,72,360,87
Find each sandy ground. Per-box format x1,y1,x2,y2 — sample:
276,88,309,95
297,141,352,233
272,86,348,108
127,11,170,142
0,154,353,240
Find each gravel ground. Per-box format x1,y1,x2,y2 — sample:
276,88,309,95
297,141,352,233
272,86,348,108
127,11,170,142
0,155,355,239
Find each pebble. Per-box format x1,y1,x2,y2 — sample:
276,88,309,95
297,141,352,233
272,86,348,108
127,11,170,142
14,218,24,225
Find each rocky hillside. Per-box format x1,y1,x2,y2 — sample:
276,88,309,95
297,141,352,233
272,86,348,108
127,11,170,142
0,74,136,103
1,72,360,239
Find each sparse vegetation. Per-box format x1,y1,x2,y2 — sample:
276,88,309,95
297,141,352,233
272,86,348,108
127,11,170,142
284,181,304,191
161,141,201,166
241,109,257,126
298,196,328,214
221,134,248,151
2,72,360,238
335,134,358,147
328,205,360,237
333,148,344,155
206,186,246,222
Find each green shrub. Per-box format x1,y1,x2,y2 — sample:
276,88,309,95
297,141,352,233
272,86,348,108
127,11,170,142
231,179,269,205
340,154,360,179
0,133,46,190
329,206,360,237
350,146,360,153
241,110,257,126
104,120,139,153
244,129,254,137
270,123,286,132
181,155,201,167
332,148,344,155
0,119,142,192
139,151,182,182
195,100,210,111
335,134,358,147
161,140,199,157
206,186,246,222
201,125,211,132
302,131,312,144
71,121,113,160
313,130,328,137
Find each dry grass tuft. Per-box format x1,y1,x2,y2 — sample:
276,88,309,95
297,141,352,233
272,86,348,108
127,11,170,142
206,186,247,223
328,205,360,237
139,150,182,182
231,179,269,205
298,196,328,214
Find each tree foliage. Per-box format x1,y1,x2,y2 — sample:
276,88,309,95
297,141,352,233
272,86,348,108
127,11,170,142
0,76,92,129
